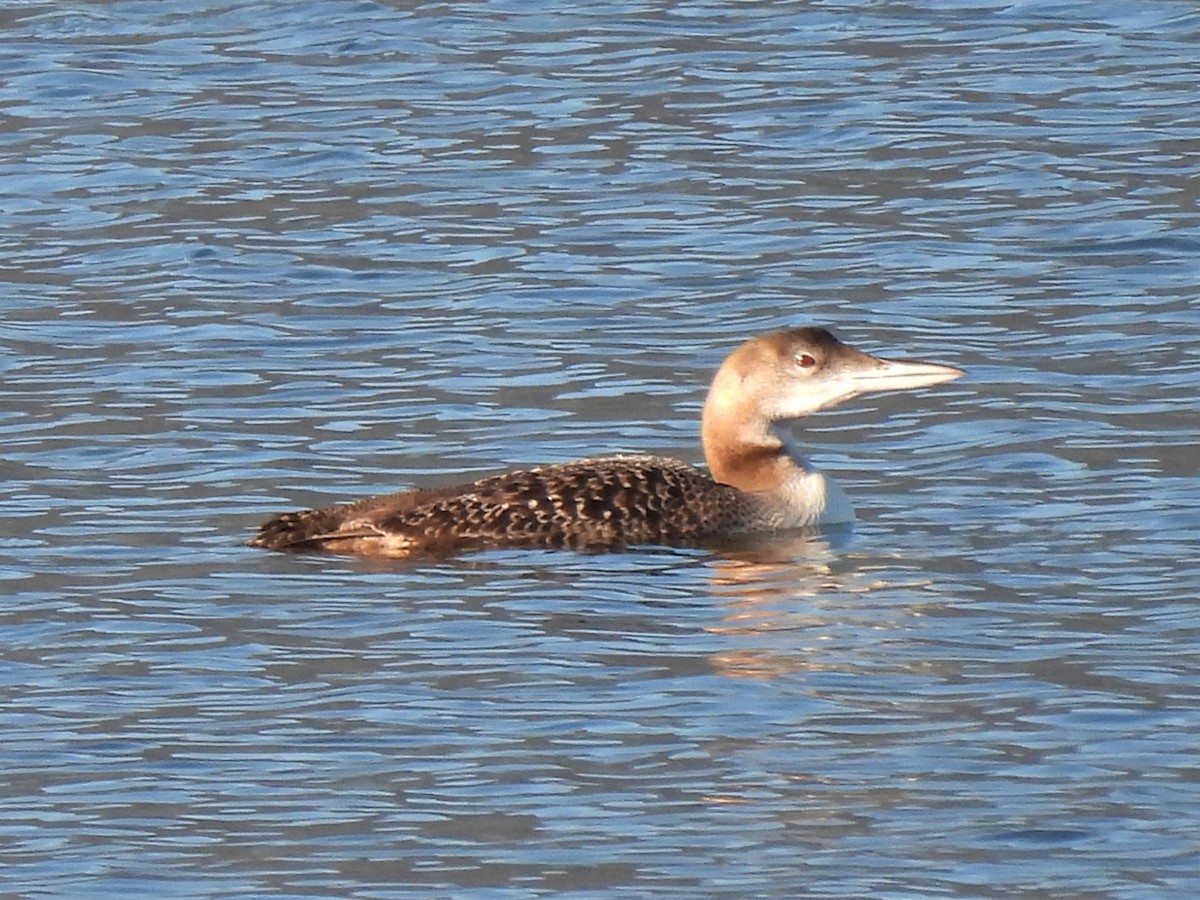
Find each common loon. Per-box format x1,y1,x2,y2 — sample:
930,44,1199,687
249,327,962,557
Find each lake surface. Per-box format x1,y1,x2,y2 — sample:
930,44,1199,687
2,0,1199,896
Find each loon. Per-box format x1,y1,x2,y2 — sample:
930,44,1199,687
249,327,962,558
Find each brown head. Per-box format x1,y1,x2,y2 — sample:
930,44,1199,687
700,327,963,491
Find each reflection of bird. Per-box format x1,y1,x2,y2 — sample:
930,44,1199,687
249,327,962,558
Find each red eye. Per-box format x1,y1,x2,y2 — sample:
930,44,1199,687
796,353,817,369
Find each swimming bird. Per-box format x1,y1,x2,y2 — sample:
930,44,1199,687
249,327,962,557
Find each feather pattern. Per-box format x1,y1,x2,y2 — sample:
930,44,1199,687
250,455,771,557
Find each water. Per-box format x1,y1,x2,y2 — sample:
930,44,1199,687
2,0,1199,895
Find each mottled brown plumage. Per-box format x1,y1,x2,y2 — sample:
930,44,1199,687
251,455,766,556
249,327,963,558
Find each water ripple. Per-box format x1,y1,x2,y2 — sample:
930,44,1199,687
1,0,1198,896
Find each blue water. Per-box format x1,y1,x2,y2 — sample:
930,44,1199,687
2,0,1198,896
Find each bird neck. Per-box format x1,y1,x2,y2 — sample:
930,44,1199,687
701,381,812,493
701,379,853,527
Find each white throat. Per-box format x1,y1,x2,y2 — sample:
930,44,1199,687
774,427,855,527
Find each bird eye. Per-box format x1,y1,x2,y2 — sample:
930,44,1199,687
795,353,817,369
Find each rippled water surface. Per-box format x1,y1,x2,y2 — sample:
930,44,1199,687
3,0,1199,895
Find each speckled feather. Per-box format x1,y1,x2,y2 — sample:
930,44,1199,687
250,455,772,557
